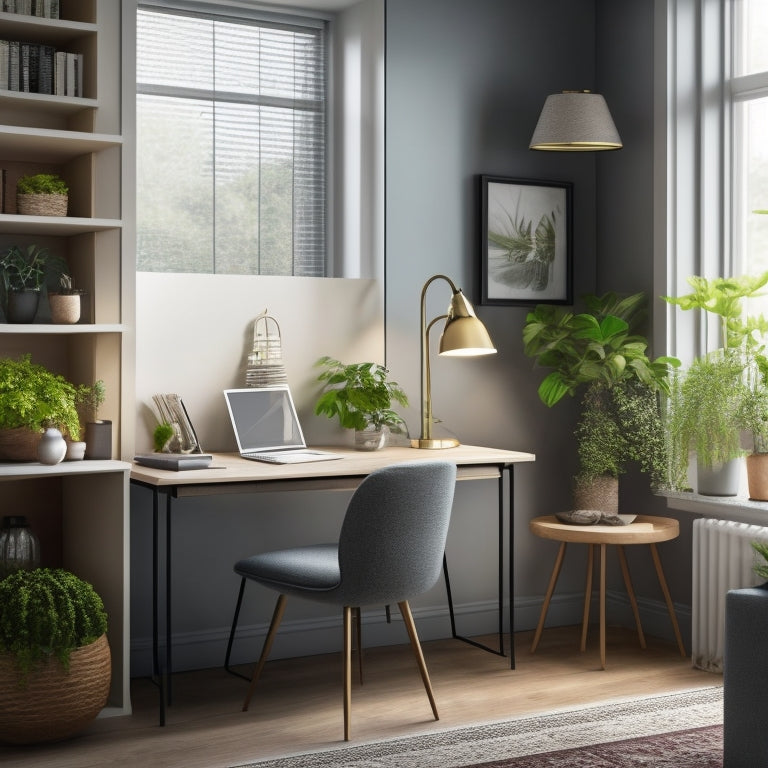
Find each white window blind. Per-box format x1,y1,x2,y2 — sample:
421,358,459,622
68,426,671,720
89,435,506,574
136,5,327,276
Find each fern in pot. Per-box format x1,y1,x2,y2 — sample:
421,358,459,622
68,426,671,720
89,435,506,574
664,272,768,495
523,291,679,514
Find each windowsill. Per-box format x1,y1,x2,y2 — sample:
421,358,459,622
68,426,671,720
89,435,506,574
662,490,768,526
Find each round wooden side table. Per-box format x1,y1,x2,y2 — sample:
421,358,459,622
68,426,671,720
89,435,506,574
529,514,686,669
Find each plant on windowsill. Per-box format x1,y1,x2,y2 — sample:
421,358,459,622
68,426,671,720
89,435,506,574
522,291,679,515
314,357,409,450
0,568,111,744
16,172,69,217
0,354,81,461
663,272,768,496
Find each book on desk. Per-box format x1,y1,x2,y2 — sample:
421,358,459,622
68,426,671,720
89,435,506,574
134,453,213,471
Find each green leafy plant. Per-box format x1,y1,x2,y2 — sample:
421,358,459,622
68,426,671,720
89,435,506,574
0,568,107,681
0,354,81,439
0,244,66,292
752,540,768,582
75,379,106,424
522,292,679,489
16,173,69,196
314,357,409,432
663,272,768,486
153,422,174,451
53,274,84,296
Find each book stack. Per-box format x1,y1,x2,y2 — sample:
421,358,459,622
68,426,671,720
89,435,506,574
2,0,60,18
0,40,82,95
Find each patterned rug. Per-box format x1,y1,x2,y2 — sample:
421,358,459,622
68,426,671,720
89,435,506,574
237,686,723,768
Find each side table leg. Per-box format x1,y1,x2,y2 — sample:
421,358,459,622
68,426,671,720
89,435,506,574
599,543,607,670
617,545,646,649
650,543,686,657
531,542,567,653
580,544,594,652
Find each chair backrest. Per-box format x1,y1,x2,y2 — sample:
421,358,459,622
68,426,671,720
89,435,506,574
335,460,457,607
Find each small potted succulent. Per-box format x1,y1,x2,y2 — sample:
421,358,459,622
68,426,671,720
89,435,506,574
0,568,110,744
16,172,69,217
48,273,85,324
314,356,409,450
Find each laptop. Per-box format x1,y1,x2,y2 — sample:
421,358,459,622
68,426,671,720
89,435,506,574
224,386,342,464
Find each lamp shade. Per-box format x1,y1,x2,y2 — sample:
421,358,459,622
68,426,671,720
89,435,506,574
529,91,622,151
439,290,496,356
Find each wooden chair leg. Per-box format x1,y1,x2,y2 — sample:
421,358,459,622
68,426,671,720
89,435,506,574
650,543,687,657
580,544,594,651
242,593,287,712
353,606,363,685
343,606,353,741
531,542,567,653
617,544,646,649
398,600,439,721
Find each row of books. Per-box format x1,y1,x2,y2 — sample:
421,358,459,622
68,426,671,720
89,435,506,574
0,41,83,96
2,1,60,19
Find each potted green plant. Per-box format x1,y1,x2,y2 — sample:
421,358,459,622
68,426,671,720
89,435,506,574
16,172,69,217
0,568,111,744
736,352,768,500
76,379,111,460
48,273,85,324
0,244,66,323
663,272,768,495
0,354,81,461
522,291,679,512
314,357,409,450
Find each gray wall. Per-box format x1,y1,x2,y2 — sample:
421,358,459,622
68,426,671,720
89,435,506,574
130,0,695,676
385,0,692,646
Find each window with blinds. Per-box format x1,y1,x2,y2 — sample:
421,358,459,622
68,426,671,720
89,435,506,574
136,5,327,276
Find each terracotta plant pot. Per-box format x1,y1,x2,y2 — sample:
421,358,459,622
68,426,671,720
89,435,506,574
747,453,768,501
0,633,111,744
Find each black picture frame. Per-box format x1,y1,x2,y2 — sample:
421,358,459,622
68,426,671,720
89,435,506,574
480,175,573,306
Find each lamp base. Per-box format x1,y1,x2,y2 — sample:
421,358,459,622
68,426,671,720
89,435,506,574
410,437,460,449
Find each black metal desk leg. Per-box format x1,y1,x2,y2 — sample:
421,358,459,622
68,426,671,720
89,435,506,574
152,487,165,726
507,467,515,669
166,491,173,706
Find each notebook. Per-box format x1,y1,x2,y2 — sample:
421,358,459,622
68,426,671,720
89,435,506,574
223,386,342,464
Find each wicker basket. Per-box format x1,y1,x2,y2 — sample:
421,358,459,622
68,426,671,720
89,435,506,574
16,193,68,217
0,427,41,462
573,475,619,514
0,633,111,744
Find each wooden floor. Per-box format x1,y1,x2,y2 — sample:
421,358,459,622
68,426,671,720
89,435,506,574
0,626,720,768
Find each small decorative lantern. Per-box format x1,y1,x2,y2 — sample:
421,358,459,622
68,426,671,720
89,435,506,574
245,310,288,387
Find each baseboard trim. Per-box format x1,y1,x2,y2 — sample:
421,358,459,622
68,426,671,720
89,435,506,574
130,592,691,677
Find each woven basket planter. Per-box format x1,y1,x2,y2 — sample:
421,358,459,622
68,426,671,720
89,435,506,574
0,427,41,462
0,633,111,744
16,193,68,217
573,474,619,514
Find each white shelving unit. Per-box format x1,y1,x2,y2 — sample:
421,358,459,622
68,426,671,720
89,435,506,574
0,0,131,715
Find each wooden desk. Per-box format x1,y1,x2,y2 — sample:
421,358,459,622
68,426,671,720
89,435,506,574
528,515,686,669
131,444,534,725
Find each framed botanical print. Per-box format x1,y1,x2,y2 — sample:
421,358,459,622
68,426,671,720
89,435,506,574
480,176,573,306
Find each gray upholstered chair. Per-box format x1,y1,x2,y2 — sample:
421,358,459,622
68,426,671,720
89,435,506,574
225,460,457,740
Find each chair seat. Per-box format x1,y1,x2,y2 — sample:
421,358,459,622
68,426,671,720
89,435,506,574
235,543,340,593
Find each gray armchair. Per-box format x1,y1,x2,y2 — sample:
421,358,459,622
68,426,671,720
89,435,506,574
225,460,457,740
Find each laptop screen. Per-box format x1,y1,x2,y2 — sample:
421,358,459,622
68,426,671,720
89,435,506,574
224,387,306,453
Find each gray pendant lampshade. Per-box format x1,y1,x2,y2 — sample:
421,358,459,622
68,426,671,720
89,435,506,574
529,90,622,151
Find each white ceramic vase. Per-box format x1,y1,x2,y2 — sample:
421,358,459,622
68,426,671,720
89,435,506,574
37,427,67,465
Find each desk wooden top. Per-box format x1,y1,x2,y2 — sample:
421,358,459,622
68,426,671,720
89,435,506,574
130,444,535,490
529,515,679,545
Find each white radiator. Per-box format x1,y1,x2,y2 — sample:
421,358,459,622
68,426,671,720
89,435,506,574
692,518,768,672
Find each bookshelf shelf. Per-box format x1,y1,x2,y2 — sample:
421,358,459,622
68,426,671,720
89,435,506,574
0,1,129,714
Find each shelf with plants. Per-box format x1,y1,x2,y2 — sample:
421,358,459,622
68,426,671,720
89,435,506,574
0,1,129,714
